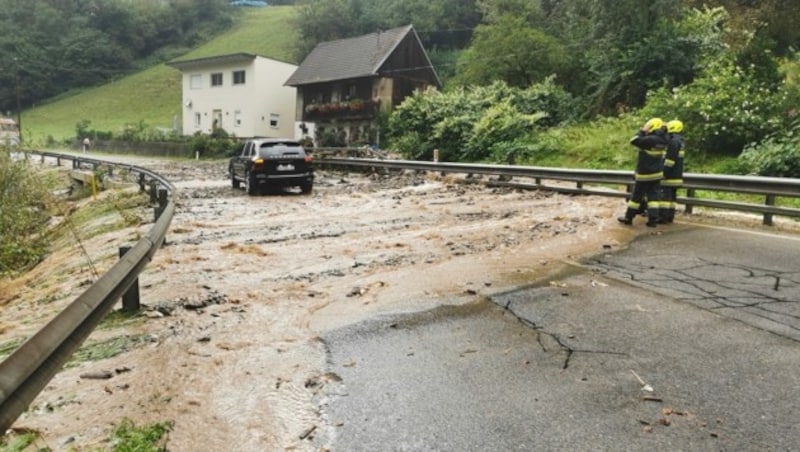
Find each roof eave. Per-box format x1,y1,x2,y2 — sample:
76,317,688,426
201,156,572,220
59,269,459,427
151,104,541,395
166,53,258,71
286,73,377,87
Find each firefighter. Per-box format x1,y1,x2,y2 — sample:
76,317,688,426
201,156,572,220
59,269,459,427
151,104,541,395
660,119,685,223
617,117,667,227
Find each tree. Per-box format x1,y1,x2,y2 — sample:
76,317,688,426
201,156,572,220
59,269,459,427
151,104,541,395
643,53,786,156
532,0,712,116
682,0,800,56
454,15,571,88
476,0,543,24
292,0,481,61
0,0,234,114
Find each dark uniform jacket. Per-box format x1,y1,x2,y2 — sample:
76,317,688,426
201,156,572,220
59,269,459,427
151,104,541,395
630,130,667,181
662,133,685,186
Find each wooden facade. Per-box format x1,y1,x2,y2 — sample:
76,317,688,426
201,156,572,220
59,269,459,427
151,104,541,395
285,25,440,147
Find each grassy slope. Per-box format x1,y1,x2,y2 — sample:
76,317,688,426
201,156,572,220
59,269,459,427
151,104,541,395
22,6,299,144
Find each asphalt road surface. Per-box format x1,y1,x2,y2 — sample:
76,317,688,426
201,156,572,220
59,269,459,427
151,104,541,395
319,224,800,451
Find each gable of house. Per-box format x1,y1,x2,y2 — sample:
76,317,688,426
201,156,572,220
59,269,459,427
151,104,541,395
285,25,440,88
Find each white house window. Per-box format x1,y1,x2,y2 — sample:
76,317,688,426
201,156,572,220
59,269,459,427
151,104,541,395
211,72,223,87
269,113,279,128
194,113,201,128
233,70,246,85
190,74,202,89
234,110,242,127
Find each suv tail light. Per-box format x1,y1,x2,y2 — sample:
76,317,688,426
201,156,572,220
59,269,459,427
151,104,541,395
304,156,313,163
253,157,264,169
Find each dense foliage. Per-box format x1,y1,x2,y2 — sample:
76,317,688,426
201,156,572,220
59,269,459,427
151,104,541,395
739,119,800,178
0,152,52,274
376,2,800,175
387,80,573,162
0,0,235,114
292,0,480,61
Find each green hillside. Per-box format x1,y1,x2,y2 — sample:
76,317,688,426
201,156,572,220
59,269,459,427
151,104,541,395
21,5,299,145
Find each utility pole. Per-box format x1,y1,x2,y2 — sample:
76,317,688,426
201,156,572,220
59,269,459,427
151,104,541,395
14,58,22,143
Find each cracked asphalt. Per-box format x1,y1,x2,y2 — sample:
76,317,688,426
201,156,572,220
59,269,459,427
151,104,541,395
320,224,800,451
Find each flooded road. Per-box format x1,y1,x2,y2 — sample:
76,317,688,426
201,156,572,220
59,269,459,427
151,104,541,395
5,156,630,450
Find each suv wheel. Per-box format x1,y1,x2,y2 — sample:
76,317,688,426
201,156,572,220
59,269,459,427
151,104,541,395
245,171,258,195
300,182,313,194
231,167,240,189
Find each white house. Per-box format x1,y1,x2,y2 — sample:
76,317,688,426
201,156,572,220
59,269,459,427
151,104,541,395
167,53,298,139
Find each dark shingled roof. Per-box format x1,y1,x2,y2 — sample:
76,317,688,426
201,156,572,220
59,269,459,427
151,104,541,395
286,25,431,86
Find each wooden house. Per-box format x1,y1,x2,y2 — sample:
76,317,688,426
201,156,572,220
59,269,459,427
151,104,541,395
285,25,441,146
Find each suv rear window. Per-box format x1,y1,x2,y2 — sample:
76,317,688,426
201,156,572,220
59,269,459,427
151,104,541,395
258,142,305,158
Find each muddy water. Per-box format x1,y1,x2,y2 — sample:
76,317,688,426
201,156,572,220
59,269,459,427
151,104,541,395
4,158,632,450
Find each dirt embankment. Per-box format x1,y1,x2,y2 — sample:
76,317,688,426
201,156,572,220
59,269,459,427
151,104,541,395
3,159,636,450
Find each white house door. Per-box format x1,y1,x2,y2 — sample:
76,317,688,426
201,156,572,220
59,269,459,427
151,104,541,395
212,109,223,132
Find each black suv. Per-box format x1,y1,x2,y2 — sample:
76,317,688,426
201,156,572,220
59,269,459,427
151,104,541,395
229,138,314,195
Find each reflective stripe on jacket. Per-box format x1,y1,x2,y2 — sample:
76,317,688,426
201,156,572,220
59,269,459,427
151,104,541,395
630,131,667,181
662,133,685,186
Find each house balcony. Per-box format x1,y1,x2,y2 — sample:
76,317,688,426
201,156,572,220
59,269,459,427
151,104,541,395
302,99,378,122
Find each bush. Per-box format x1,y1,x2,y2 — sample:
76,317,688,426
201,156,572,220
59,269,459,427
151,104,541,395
0,152,53,274
466,100,545,161
111,418,173,452
76,119,180,144
387,80,573,162
738,121,800,177
188,131,238,158
643,54,788,156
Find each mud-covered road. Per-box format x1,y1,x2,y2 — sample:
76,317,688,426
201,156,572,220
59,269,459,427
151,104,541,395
5,157,640,450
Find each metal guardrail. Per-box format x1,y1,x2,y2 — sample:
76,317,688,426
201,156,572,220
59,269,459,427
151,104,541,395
0,151,175,431
318,157,800,225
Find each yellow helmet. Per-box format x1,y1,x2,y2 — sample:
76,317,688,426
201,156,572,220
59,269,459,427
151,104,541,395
667,119,683,134
642,118,664,133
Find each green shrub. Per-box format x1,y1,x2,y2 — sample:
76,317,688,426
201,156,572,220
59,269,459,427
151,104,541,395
466,100,545,161
188,131,238,158
0,153,53,275
76,119,113,141
738,122,800,177
111,418,173,452
387,80,573,162
643,54,788,156
317,128,347,147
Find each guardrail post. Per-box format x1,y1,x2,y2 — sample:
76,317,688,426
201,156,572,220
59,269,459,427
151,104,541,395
154,188,168,221
56,156,61,166
138,173,146,192
684,188,695,215
764,195,775,226
158,188,168,208
149,180,157,204
118,247,141,311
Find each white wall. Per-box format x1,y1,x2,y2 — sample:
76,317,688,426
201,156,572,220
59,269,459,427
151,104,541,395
179,56,298,139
